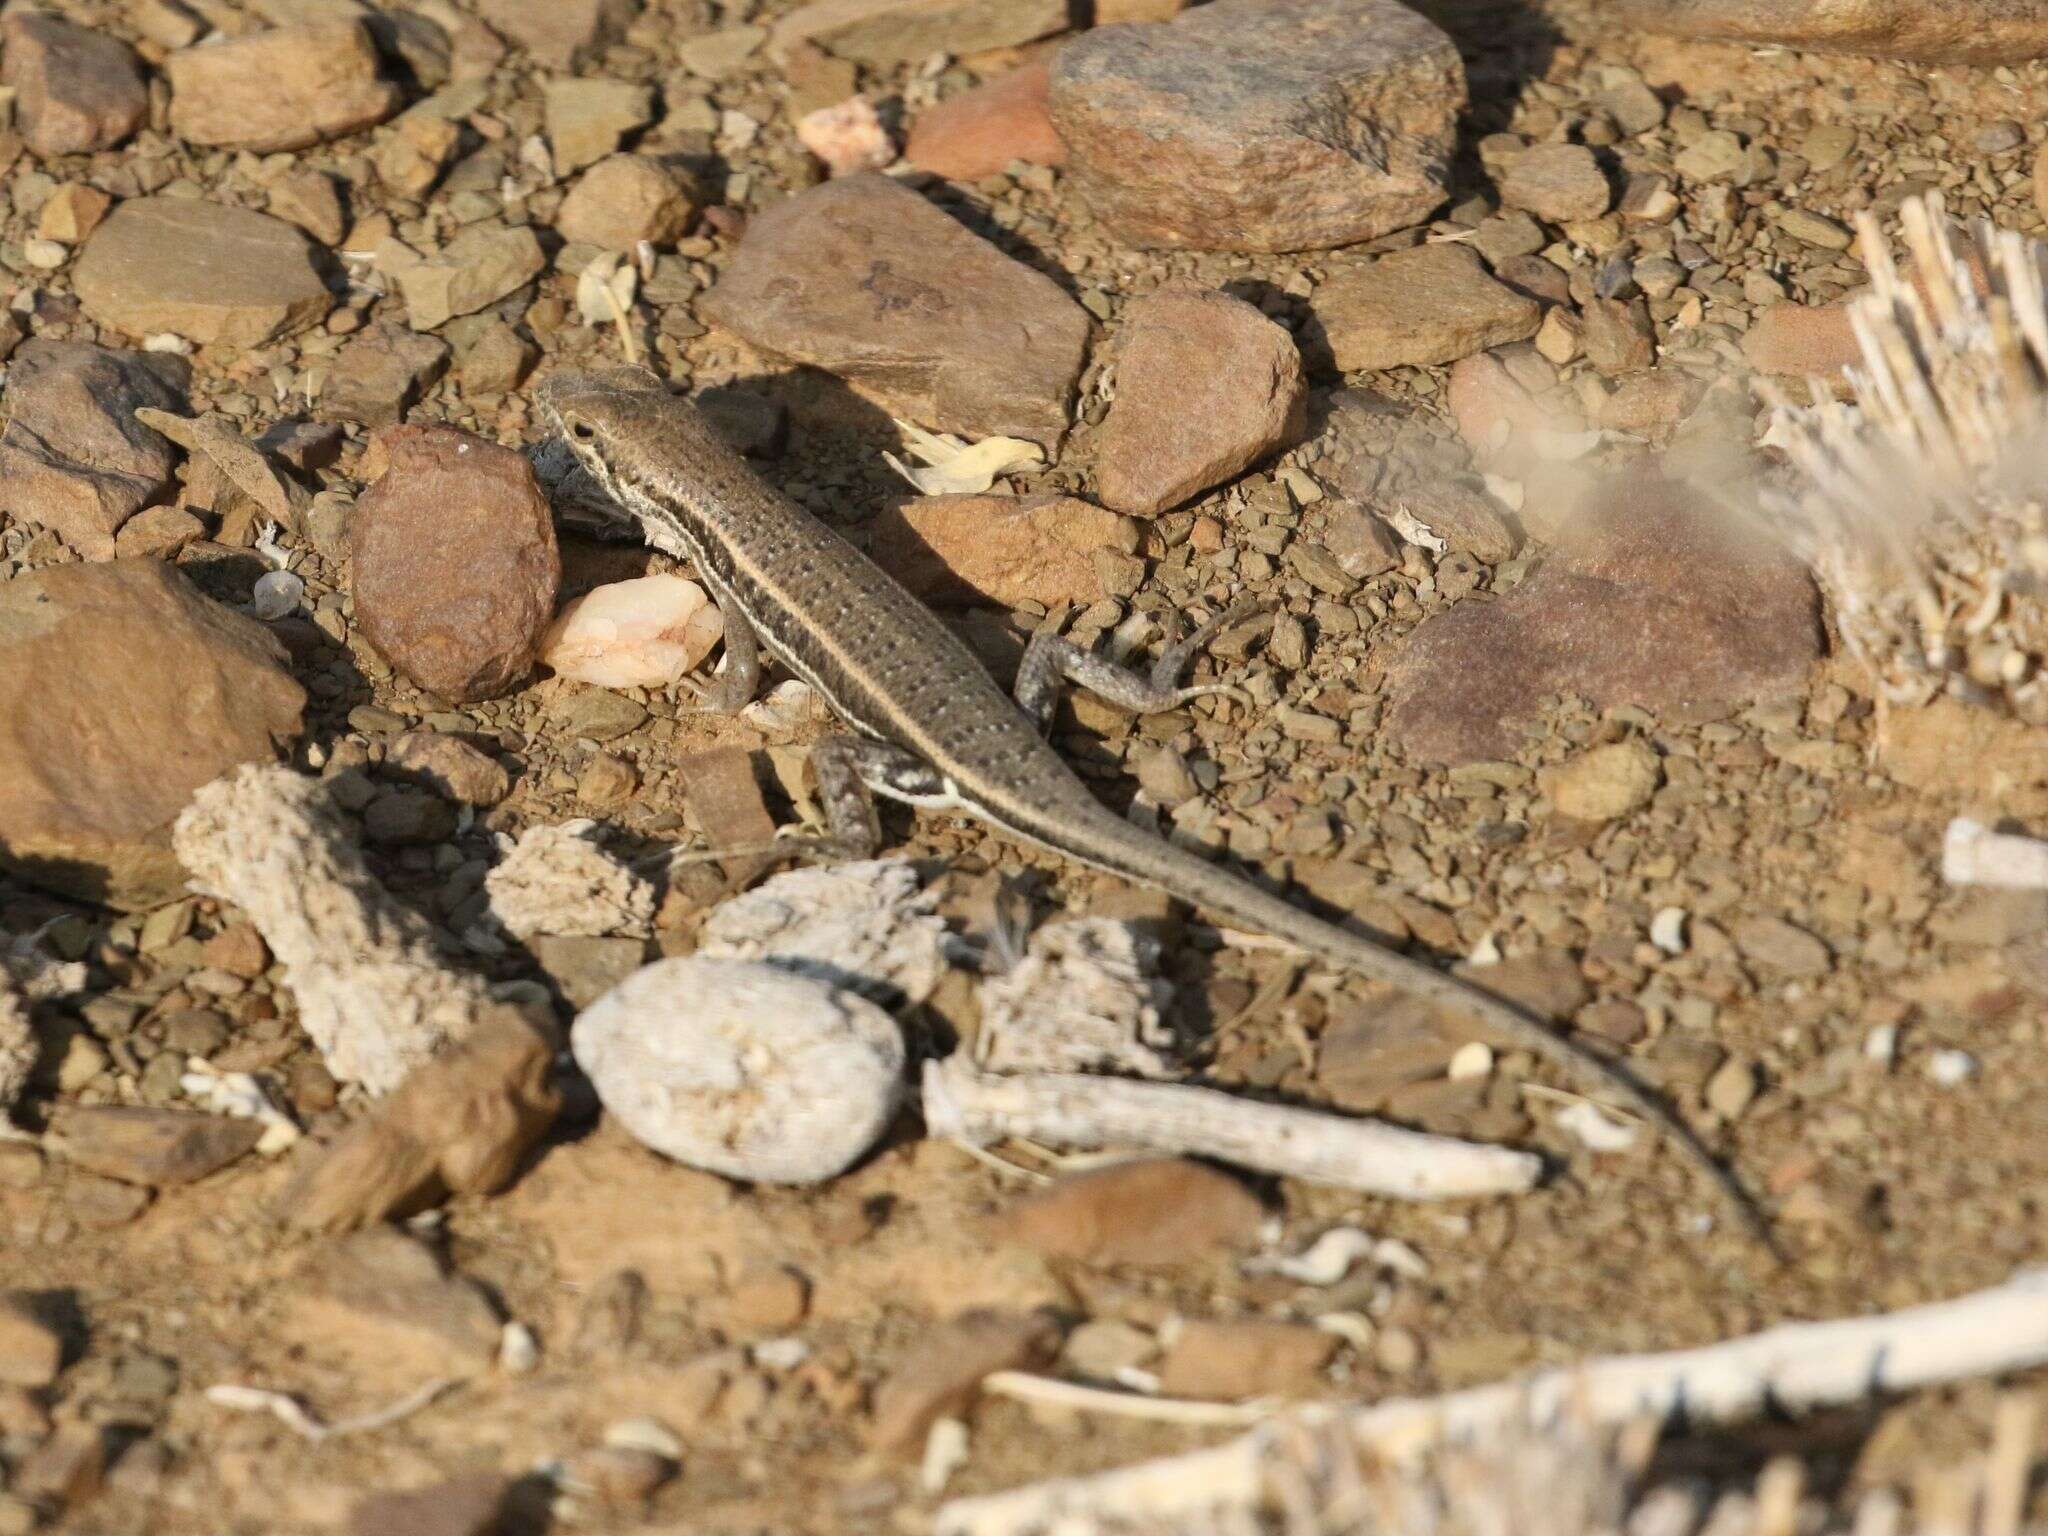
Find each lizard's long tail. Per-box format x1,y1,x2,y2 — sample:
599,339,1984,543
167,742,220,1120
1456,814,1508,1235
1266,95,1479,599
1001,795,1780,1260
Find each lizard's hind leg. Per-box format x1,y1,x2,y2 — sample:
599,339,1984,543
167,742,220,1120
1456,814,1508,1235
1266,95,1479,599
1013,598,1277,733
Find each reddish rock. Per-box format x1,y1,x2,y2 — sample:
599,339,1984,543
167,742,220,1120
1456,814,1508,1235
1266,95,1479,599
1002,1157,1265,1266
1742,299,1860,378
1095,287,1307,517
349,427,561,703
165,21,401,152
0,341,189,558
869,1309,1061,1455
1,12,147,157
905,59,1064,182
0,1294,64,1388
1597,369,1707,434
348,1475,521,1536
1581,296,1656,374
700,173,1089,448
1616,0,2048,64
1051,0,1463,253
868,493,1139,608
0,560,305,910
1445,351,1582,467
1383,477,1823,764
1156,1318,1337,1400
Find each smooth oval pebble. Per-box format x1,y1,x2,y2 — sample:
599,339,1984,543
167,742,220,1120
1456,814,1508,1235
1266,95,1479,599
571,956,906,1184
540,574,724,689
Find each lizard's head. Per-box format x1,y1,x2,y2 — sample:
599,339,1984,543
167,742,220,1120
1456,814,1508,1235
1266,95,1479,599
535,366,675,500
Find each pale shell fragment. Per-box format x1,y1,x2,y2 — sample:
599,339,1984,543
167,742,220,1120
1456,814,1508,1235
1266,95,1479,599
796,96,895,178
540,575,725,689
1942,817,2048,890
572,956,906,1184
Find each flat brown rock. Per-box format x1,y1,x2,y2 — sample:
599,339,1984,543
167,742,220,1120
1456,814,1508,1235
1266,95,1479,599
74,198,333,348
0,341,189,558
1616,0,2048,63
165,21,401,151
1050,0,1464,253
868,1309,1061,1455
1001,1157,1265,1266
1095,286,1307,516
868,492,1139,608
283,1012,560,1232
1,11,147,156
1382,477,1823,764
349,426,561,702
700,173,1089,448
1311,245,1541,372
476,0,638,67
47,1106,263,1186
771,0,1067,67
0,560,306,909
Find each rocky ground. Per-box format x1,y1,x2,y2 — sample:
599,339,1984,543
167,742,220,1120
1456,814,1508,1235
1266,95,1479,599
0,0,2046,1531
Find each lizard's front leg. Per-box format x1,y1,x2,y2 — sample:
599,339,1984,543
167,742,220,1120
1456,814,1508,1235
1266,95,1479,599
669,735,940,871
1013,598,1276,734
679,601,763,715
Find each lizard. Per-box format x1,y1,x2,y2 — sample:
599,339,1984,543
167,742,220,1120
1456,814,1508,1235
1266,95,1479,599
535,365,1776,1257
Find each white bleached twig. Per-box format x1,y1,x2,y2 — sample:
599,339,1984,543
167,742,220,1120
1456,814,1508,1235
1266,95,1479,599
919,1057,1541,1200
204,1377,461,1442
935,1267,2048,1536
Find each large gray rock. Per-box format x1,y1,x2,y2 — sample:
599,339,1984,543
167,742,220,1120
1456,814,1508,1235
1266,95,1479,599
1050,0,1464,253
700,173,1090,448
0,342,189,559
0,561,306,909
1617,0,2048,63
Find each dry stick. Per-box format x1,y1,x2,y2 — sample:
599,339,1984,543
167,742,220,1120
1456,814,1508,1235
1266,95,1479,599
921,1058,1542,1201
935,1267,2048,1536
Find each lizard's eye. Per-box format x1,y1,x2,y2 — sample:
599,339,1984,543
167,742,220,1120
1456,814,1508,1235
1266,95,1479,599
569,420,597,442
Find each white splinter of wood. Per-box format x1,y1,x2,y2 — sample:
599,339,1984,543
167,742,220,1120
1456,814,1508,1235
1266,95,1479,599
1943,818,2048,889
934,1267,2048,1536
0,975,29,1118
920,1057,1541,1200
173,763,511,1095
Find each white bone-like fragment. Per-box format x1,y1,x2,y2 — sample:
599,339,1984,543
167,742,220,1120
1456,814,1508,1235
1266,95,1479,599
173,765,511,1094
921,1057,1541,1201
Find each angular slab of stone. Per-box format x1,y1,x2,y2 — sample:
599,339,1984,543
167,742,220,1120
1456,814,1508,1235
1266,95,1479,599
349,426,561,702
1381,477,1823,764
321,322,451,426
0,341,189,558
1,11,147,156
1616,0,2048,64
74,198,333,348
476,0,638,67
165,21,401,151
393,223,545,330
1095,286,1306,516
700,173,1089,448
906,58,1064,183
1310,244,1540,372
0,560,305,909
771,0,1067,67
1050,0,1464,253
867,493,1140,608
